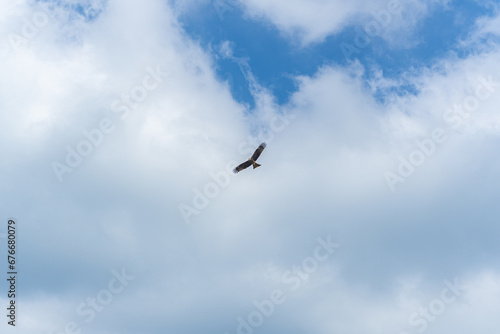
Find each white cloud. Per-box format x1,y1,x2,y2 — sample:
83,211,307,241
241,0,450,46
2,1,500,334
475,6,500,36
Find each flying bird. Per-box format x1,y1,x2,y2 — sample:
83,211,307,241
233,143,267,174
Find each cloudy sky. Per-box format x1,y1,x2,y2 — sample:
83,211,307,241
2,0,500,333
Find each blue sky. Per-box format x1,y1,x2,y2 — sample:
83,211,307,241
2,0,500,333
179,0,492,106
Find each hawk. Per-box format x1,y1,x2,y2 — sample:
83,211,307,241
233,143,267,174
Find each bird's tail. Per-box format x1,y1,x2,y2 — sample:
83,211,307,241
252,162,261,169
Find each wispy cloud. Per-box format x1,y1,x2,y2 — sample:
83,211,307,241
2,1,500,333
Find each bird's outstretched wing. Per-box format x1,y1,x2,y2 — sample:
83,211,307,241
233,160,252,174
251,142,266,161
